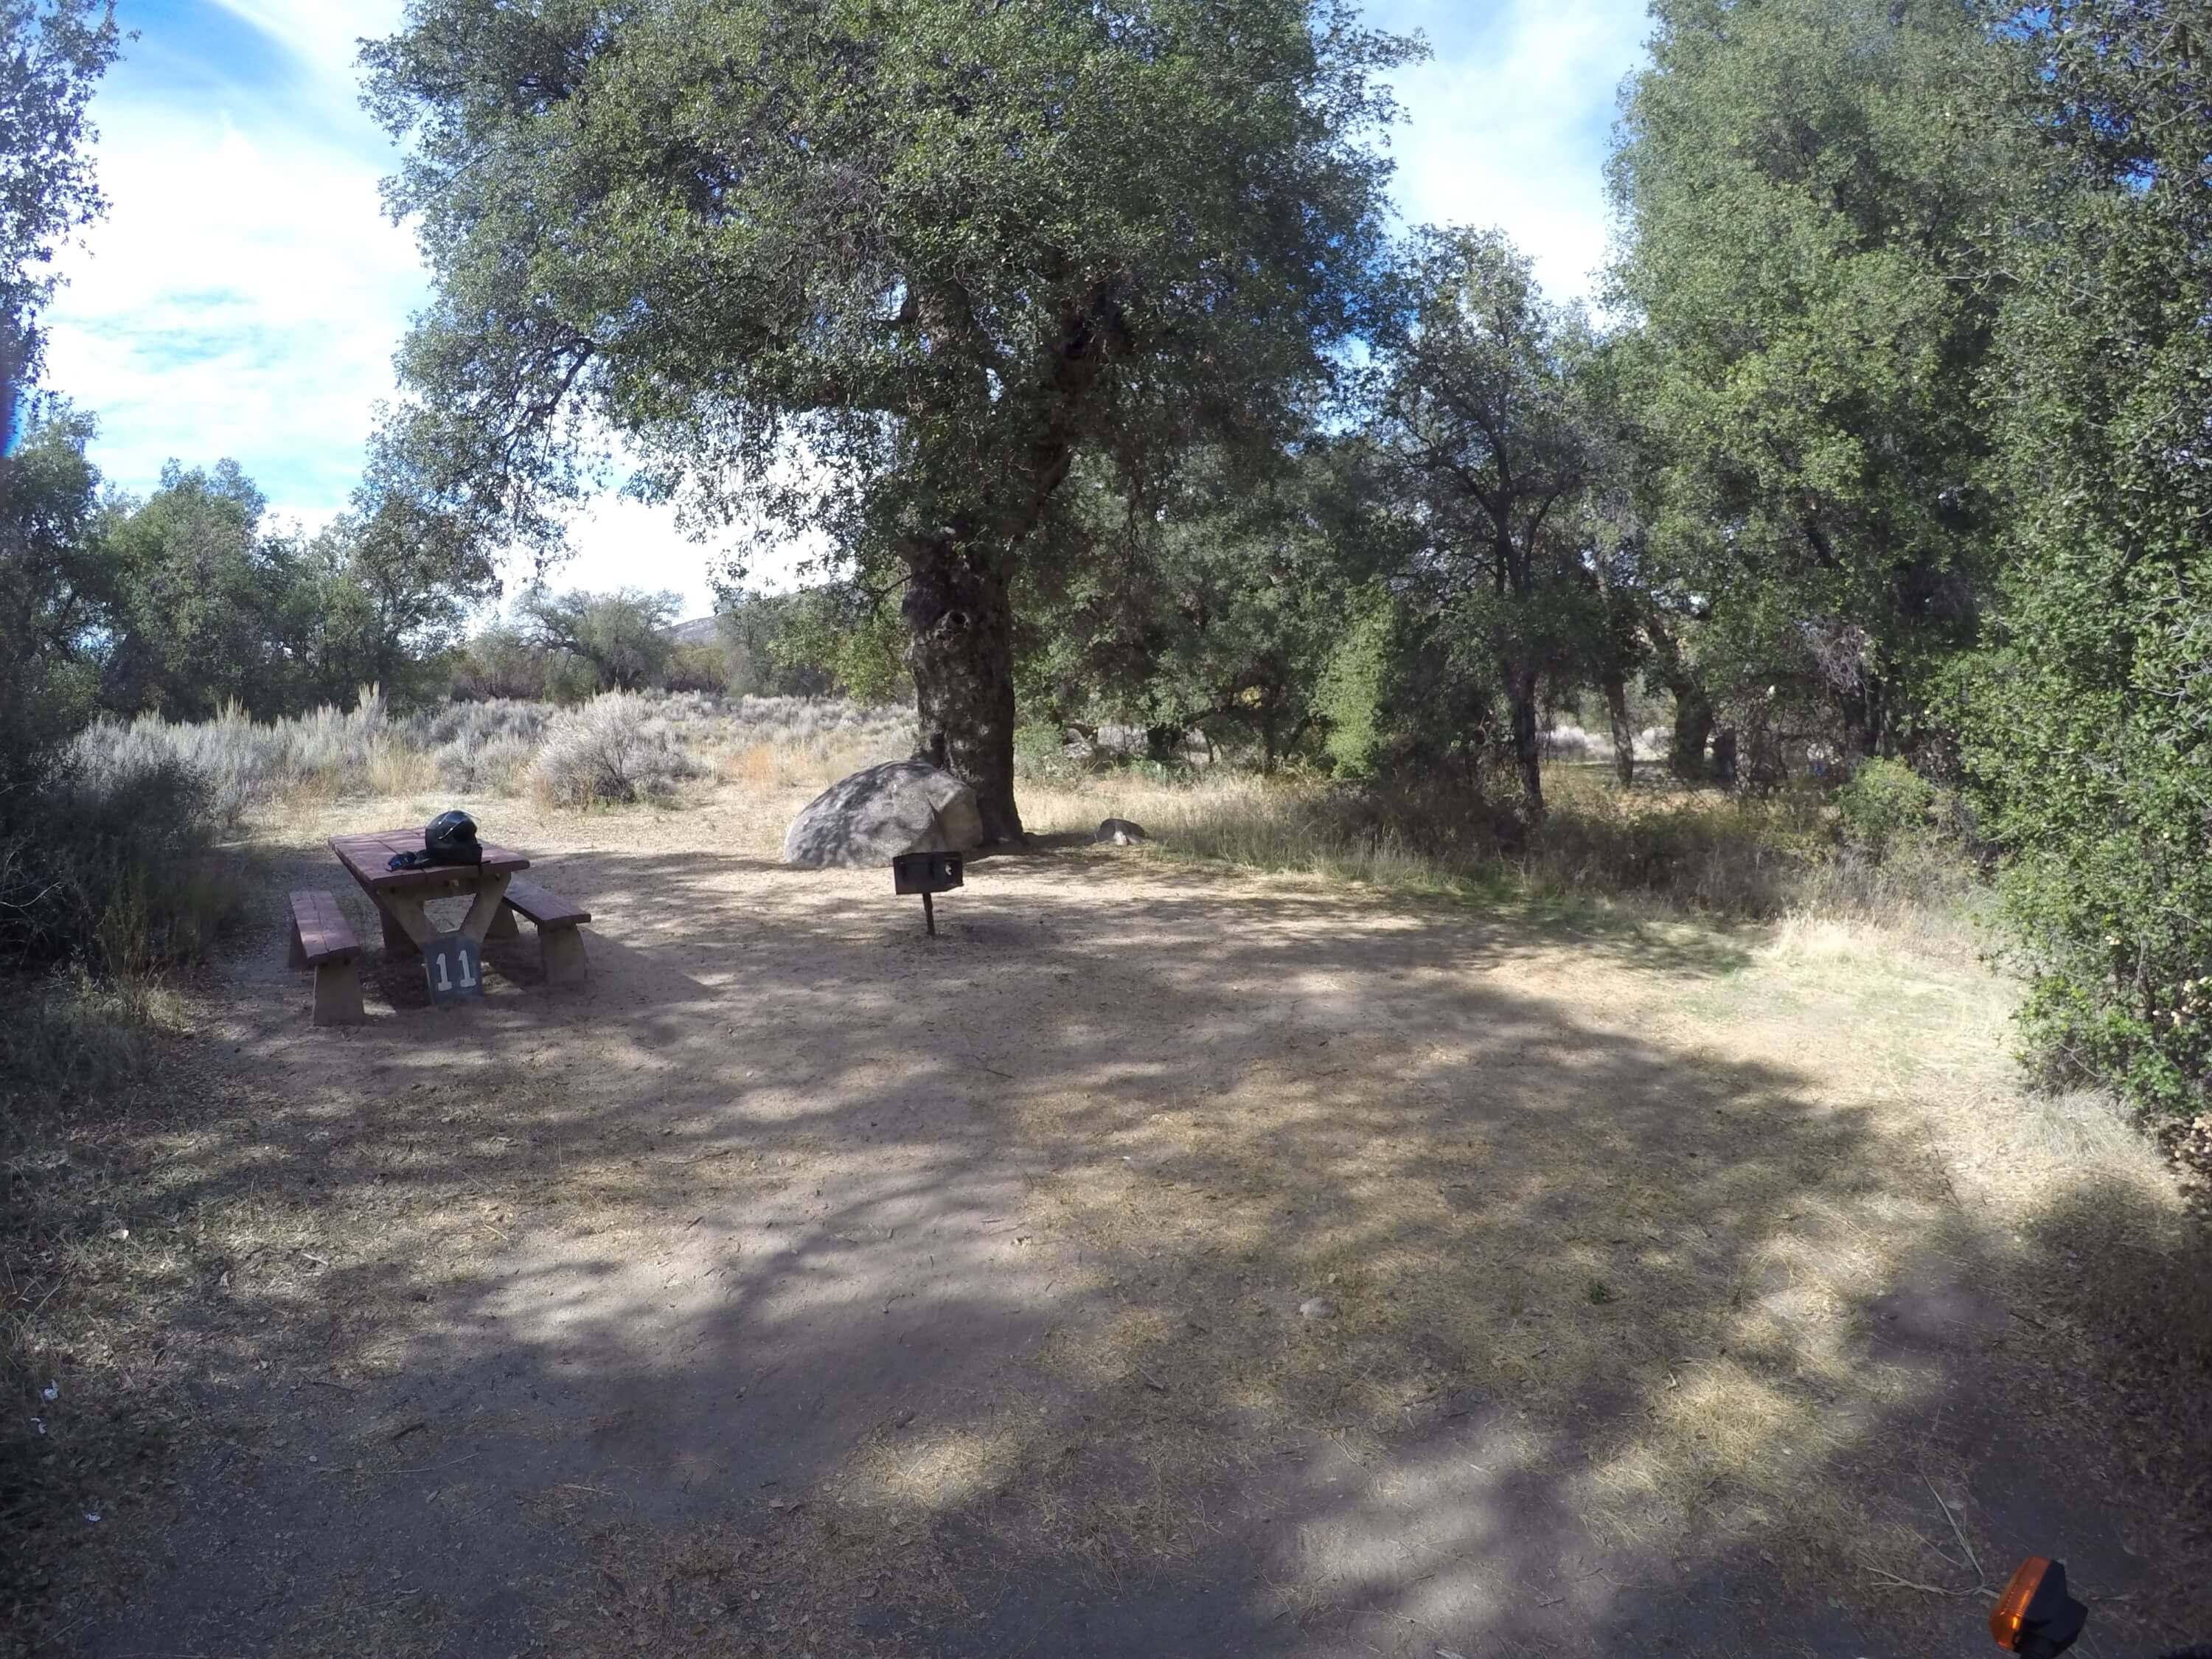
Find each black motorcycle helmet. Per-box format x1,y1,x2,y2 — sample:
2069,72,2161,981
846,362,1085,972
424,809,483,866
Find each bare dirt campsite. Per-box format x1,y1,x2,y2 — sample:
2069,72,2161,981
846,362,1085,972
10,1,2212,1655
19,776,2207,1659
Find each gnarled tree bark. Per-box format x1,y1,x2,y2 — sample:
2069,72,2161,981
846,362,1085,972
1602,671,1635,787
894,284,1124,844
1508,664,1545,818
905,550,1023,845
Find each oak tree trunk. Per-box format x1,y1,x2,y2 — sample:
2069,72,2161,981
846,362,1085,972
1603,672,1635,787
1509,667,1545,818
1670,691,1714,781
1711,723,1739,785
905,554,1023,844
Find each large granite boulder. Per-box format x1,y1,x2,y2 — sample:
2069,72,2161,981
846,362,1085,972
782,760,984,868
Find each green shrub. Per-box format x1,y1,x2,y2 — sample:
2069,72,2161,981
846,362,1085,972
1013,721,1081,782
1315,588,1396,779
1834,757,1939,856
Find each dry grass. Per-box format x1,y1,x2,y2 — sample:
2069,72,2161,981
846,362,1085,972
87,695,1955,942
1023,764,1979,944
717,742,781,790
2,975,204,1643
915,896,2201,1637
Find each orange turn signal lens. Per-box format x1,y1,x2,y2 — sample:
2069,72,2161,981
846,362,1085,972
1991,1557,2053,1650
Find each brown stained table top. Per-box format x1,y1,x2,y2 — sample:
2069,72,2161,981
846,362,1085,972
329,829,531,895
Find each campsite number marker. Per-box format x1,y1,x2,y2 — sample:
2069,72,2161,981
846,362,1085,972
425,931,484,1004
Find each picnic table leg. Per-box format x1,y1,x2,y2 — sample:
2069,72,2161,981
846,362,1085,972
540,926,588,988
486,901,520,941
459,872,512,946
380,894,439,951
378,902,419,957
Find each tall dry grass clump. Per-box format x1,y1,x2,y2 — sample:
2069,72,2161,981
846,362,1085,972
1023,762,1981,936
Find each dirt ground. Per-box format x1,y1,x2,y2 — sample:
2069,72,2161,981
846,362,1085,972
32,782,2212,1658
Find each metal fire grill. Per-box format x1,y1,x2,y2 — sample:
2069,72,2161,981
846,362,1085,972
891,850,964,936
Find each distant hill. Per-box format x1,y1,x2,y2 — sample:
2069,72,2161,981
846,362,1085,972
670,616,720,646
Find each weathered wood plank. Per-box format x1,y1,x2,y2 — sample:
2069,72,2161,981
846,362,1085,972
328,830,529,895
288,889,360,967
502,877,591,928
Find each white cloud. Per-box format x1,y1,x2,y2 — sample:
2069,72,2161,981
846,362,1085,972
501,494,824,619
1371,0,1649,301
204,0,394,74
43,0,420,512
43,1,1650,623
44,114,420,507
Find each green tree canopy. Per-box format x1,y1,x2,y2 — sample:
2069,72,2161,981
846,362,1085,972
0,404,102,790
1962,0,2212,1116
291,495,499,707
0,1,117,793
0,0,118,421
1022,447,1356,770
1366,227,1603,815
520,586,684,694
99,460,307,720
1607,0,2031,757
364,0,1414,839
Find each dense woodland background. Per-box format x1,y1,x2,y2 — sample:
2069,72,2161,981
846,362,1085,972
2,0,2209,1124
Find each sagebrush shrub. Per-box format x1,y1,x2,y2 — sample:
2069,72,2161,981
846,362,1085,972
435,731,540,795
72,692,403,818
532,692,706,807
0,750,244,975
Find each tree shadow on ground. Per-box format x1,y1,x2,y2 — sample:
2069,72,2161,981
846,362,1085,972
50,836,2212,1659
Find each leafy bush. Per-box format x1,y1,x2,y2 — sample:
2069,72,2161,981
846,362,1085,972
531,692,705,807
1954,1,2212,1121
1834,757,1938,855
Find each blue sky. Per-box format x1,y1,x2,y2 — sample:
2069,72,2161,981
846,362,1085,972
43,0,1651,617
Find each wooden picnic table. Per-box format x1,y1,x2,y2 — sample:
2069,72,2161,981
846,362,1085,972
329,828,531,960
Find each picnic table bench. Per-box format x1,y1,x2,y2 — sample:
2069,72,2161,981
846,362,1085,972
288,888,365,1026
498,875,592,986
286,830,592,1023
